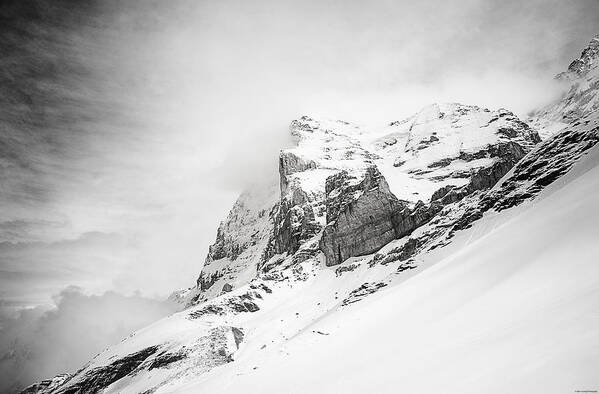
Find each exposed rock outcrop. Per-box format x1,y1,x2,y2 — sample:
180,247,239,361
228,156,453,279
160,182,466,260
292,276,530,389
279,151,318,194
20,375,71,394
320,167,407,266
558,35,599,79
367,110,599,272
430,141,532,205
393,200,443,239
267,152,322,258
190,183,278,304
269,199,321,258
22,326,245,394
318,110,540,267
319,167,448,266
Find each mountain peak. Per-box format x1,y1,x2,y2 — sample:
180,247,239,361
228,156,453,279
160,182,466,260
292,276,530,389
530,34,599,138
559,34,599,78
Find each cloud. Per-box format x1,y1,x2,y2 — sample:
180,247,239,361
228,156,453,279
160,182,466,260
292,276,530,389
0,232,137,310
0,287,177,393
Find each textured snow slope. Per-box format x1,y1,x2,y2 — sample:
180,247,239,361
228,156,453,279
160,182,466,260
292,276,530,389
184,145,599,394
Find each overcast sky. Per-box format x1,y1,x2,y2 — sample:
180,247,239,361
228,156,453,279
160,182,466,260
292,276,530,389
1,0,599,307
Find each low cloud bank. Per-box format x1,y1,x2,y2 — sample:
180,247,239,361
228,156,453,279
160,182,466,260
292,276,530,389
0,287,178,393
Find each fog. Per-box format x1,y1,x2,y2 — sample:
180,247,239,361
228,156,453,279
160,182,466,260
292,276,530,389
0,0,598,391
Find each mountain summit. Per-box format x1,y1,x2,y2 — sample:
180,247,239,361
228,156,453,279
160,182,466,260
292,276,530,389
185,102,540,303
560,34,599,78
530,34,599,138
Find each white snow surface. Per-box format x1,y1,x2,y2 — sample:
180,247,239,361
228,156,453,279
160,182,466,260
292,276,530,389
174,145,599,394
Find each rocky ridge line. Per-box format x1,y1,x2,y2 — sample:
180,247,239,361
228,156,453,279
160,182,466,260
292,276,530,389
188,103,541,301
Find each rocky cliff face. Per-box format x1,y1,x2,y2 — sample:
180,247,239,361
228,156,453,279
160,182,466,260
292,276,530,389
268,151,322,259
189,102,541,293
320,166,407,266
292,104,539,267
187,183,279,304
559,35,599,79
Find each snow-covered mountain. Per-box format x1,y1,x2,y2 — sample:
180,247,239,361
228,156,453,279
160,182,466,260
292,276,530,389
22,36,599,394
184,103,540,304
529,34,599,139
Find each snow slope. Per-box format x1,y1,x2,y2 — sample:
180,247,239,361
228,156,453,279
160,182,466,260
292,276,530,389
188,144,599,394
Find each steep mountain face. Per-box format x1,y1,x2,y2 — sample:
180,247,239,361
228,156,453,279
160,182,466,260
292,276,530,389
22,36,599,394
190,103,540,297
529,35,599,138
559,34,599,78
186,183,279,304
